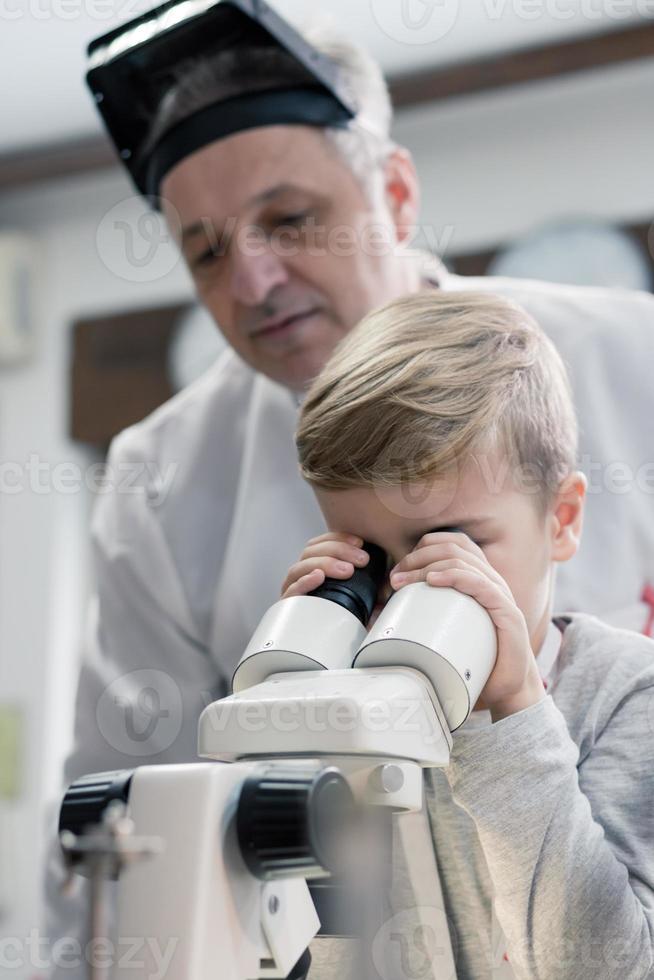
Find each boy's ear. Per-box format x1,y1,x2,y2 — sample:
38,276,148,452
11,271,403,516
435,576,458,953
551,470,587,562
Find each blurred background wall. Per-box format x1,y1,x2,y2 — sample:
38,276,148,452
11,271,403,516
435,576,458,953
0,3,653,975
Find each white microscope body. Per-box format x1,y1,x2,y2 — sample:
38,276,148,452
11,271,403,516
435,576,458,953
60,550,497,980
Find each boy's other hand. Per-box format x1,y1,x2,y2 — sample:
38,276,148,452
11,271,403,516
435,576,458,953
389,531,546,720
280,532,370,599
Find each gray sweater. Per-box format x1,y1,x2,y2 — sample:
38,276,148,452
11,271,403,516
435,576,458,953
309,613,654,979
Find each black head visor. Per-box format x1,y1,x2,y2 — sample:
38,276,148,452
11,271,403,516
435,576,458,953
86,0,358,208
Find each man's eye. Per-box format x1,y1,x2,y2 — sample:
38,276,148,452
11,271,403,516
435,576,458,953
277,212,310,226
193,248,221,269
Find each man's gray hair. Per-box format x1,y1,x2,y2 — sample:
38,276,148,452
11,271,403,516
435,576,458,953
143,22,396,196
303,24,396,187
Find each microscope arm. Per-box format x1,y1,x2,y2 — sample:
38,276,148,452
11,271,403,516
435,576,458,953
112,762,319,980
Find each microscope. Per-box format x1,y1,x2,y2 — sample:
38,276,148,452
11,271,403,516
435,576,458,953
58,544,497,980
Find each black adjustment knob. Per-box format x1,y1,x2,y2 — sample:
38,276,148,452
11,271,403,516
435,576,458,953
59,770,134,838
237,766,355,881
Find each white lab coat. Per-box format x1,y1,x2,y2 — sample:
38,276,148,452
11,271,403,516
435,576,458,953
42,268,654,979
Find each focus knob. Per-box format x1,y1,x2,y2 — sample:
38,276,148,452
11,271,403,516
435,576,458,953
236,766,355,881
59,770,134,838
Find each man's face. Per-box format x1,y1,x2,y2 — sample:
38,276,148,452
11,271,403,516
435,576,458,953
314,451,582,652
161,125,419,391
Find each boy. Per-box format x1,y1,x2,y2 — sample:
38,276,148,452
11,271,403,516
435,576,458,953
281,292,654,978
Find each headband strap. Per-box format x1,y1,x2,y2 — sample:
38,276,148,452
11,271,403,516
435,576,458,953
143,86,353,204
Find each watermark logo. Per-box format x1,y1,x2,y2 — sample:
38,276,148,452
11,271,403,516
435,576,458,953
372,906,459,980
96,669,183,757
370,441,461,520
96,196,182,284
370,0,460,45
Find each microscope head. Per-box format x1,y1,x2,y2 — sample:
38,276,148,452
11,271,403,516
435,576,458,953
201,542,497,772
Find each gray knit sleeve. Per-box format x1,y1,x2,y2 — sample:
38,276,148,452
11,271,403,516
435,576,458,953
444,689,654,979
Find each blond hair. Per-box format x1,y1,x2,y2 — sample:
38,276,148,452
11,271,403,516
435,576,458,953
296,291,578,507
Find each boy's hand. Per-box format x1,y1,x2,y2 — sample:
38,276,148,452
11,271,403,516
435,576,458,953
389,531,546,721
281,532,370,599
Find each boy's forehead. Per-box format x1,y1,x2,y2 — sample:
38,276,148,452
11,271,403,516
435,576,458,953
315,482,484,534
314,455,519,541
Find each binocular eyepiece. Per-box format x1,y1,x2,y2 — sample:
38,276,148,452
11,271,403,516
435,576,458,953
307,530,468,629
308,542,387,628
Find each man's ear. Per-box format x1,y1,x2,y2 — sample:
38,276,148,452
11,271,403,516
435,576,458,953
551,470,587,562
381,146,420,244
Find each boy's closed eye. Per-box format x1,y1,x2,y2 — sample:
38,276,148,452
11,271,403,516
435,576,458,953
389,528,492,587
401,526,481,561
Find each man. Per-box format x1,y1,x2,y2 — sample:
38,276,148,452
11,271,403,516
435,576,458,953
43,5,654,978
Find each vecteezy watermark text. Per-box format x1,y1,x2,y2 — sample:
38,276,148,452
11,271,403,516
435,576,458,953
0,0,147,20
4,0,653,22
369,0,654,49
95,194,456,283
368,447,654,520
0,929,178,978
0,455,179,505
199,689,451,747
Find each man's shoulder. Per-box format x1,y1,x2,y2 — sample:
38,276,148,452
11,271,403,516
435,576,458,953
443,271,654,340
108,346,254,466
92,348,256,550
552,613,654,751
444,269,654,309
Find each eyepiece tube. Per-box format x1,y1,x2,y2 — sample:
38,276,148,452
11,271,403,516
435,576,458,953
308,542,387,627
